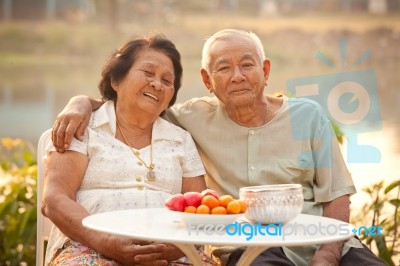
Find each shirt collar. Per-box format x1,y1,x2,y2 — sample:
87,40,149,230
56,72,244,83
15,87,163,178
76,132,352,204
152,117,184,143
90,101,117,134
91,101,183,143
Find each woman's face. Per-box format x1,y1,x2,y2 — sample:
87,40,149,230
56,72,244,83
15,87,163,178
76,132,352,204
116,48,175,116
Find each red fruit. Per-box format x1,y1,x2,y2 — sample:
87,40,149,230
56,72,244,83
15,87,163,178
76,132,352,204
183,192,203,208
165,194,186,212
201,189,219,199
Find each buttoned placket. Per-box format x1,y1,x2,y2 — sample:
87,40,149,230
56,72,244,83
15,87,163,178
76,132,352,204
136,172,145,190
130,149,148,191
248,128,258,184
134,150,145,188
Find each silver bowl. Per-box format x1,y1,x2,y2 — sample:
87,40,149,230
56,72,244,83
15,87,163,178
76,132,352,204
239,184,303,224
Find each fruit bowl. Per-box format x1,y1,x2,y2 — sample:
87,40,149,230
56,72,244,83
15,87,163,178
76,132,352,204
170,210,243,227
164,189,247,228
239,184,303,225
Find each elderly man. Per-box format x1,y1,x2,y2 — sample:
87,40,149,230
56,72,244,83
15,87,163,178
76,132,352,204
52,29,385,266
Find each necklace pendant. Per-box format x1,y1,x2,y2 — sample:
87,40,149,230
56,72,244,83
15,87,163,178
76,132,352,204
147,170,156,181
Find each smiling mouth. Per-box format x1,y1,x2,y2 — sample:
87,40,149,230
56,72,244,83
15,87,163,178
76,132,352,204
230,89,249,94
143,92,159,101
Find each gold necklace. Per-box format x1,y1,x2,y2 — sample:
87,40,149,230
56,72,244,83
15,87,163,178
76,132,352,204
116,120,156,181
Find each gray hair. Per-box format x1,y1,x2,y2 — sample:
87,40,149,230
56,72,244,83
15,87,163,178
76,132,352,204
201,29,266,74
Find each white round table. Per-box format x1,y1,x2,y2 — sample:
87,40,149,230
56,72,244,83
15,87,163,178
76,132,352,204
82,208,355,265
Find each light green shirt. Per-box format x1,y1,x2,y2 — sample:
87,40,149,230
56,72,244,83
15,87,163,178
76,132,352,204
166,95,362,265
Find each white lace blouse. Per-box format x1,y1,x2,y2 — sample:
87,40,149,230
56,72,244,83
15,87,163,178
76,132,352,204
44,101,205,263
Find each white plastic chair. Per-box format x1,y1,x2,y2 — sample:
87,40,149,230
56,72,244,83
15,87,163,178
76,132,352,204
36,129,53,266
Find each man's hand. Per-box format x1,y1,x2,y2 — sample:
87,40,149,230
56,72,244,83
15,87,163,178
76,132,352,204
309,240,342,266
309,195,350,266
52,95,102,152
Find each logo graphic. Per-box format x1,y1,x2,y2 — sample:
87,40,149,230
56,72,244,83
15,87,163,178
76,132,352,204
286,39,381,164
186,222,383,241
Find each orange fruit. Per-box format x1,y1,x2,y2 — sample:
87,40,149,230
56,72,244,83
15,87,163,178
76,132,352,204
227,200,241,214
196,204,211,214
237,199,248,213
201,195,220,210
218,195,234,208
184,206,197,213
211,206,228,215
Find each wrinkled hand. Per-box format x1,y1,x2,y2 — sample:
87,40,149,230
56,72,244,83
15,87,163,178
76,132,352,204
52,96,92,152
100,236,168,266
159,244,185,261
309,249,340,266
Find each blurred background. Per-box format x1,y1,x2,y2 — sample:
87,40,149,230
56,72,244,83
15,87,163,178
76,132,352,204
0,0,399,264
2,0,399,205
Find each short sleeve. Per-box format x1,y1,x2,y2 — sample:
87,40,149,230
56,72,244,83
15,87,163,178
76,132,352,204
181,130,206,178
45,130,89,156
313,122,356,202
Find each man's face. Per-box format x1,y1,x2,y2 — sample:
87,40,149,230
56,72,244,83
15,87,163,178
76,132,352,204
202,37,270,107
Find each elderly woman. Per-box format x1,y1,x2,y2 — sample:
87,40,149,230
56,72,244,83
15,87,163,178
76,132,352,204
42,34,215,265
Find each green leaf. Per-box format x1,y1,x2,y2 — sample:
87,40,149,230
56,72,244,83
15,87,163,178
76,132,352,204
331,121,344,144
365,237,373,244
384,180,400,194
374,235,395,266
363,187,373,194
1,161,10,171
388,199,400,207
373,202,384,211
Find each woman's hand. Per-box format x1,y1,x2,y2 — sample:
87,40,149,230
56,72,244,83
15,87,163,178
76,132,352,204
159,244,185,261
98,235,169,266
